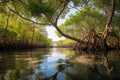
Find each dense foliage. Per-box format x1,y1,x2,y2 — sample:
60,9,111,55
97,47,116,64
0,6,52,50
55,39,74,47
56,0,120,50
0,0,119,50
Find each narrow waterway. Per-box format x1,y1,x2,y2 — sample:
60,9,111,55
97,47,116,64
0,48,120,80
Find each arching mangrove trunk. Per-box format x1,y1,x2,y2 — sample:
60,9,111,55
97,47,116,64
102,0,115,49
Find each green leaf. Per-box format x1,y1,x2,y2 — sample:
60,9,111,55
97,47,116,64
27,1,55,17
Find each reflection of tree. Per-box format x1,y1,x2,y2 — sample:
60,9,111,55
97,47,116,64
102,54,113,75
89,53,114,80
0,49,120,80
103,51,120,80
62,51,117,80
0,53,16,74
43,63,66,80
6,69,20,80
0,49,50,80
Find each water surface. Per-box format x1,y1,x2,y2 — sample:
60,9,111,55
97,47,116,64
0,48,120,80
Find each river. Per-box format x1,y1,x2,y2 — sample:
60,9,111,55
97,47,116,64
0,48,120,80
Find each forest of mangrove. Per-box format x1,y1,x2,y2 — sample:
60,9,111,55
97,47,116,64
0,0,120,80
0,0,120,51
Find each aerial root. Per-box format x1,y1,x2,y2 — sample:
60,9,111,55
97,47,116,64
73,29,120,51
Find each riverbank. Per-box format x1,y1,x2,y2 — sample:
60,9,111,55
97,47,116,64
0,41,50,52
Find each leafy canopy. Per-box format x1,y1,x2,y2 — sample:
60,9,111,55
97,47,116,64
27,1,55,17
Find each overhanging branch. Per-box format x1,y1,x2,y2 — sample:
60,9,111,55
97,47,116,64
7,6,52,25
55,0,69,25
51,0,85,43
102,0,116,39
107,0,115,26
53,24,84,43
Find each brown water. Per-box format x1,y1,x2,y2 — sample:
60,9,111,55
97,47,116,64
0,48,120,80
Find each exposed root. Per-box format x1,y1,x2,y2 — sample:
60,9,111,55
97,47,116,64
73,29,120,51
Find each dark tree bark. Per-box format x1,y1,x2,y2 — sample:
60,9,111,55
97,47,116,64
52,0,84,43
102,0,116,48
53,24,84,43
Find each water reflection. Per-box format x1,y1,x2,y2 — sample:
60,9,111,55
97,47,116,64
0,49,120,80
64,50,120,80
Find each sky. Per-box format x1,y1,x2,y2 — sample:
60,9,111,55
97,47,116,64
46,26,65,41
46,8,77,41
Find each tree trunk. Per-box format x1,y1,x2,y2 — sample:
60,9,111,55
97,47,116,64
31,28,35,44
102,0,115,48
53,24,84,43
3,10,11,42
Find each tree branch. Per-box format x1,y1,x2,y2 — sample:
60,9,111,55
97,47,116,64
106,0,115,27
5,10,11,33
55,0,69,25
18,0,28,5
3,10,11,40
7,6,52,25
103,0,116,39
68,4,80,11
49,0,85,43
53,24,84,43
